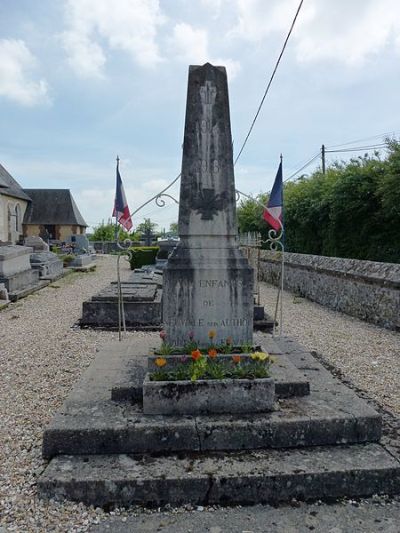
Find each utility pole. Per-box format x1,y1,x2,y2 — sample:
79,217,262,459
321,144,326,175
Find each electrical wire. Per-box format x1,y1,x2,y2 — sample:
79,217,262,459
284,152,321,182
326,131,400,149
233,0,304,166
326,143,387,153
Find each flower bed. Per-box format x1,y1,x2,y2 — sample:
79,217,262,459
143,330,276,415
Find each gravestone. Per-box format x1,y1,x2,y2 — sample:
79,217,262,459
30,252,63,280
0,245,40,297
163,63,253,347
66,234,90,255
24,235,49,252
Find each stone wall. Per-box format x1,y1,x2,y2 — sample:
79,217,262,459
0,194,28,243
258,250,400,331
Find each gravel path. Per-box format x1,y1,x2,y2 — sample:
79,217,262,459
0,257,399,532
258,284,400,415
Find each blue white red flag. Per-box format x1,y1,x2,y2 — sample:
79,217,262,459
112,159,133,231
263,160,283,232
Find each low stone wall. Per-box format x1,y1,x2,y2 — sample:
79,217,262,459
258,251,400,331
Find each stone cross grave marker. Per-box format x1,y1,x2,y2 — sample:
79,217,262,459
163,63,253,347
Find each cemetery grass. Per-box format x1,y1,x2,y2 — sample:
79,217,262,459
0,255,399,531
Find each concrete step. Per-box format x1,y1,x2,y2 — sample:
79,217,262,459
38,443,400,508
111,351,310,403
42,339,382,459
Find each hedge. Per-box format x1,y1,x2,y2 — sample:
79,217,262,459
128,246,159,270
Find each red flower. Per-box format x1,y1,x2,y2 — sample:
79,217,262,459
191,349,202,361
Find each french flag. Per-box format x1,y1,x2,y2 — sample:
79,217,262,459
263,159,283,232
112,158,133,231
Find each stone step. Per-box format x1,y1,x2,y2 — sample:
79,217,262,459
111,351,310,403
42,338,382,459
42,390,381,458
38,443,400,508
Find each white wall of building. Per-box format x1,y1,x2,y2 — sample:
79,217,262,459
0,194,28,244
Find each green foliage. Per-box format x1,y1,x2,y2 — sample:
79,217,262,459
169,222,179,234
136,218,158,235
89,222,131,242
59,254,76,266
237,141,400,263
149,355,273,382
128,246,159,270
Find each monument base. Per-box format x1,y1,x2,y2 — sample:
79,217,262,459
38,333,400,507
163,243,254,346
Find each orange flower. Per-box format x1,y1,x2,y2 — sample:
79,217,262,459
226,336,233,345
208,349,218,359
155,357,167,368
191,349,202,361
208,329,216,340
232,355,241,364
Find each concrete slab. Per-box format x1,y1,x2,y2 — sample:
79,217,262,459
38,443,400,508
42,336,381,459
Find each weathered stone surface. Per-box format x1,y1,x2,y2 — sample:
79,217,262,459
259,251,400,330
146,352,310,399
30,251,63,280
0,245,33,276
81,285,162,327
142,374,275,415
94,284,157,302
38,443,400,507
24,235,49,251
71,255,93,267
0,268,40,293
163,64,253,346
41,337,381,459
0,282,9,303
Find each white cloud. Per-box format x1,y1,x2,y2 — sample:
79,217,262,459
294,0,400,66
0,39,50,106
171,22,208,63
169,22,241,79
229,0,400,67
62,0,166,78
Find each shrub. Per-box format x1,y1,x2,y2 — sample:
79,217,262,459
128,246,159,270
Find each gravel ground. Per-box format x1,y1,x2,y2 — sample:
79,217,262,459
258,284,400,415
0,255,399,532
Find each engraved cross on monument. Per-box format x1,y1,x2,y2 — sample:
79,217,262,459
163,63,254,346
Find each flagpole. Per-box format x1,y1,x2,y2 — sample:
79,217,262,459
115,155,123,341
279,153,284,338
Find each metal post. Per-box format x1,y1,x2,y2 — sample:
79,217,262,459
321,144,326,175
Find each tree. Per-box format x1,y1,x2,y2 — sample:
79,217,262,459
89,222,131,242
236,140,400,263
169,222,178,234
136,218,158,235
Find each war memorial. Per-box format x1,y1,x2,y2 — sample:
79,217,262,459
38,64,400,507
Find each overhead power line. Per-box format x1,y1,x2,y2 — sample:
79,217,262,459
284,152,320,182
326,131,400,149
326,143,387,154
234,0,304,165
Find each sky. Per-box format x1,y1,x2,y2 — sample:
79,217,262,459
1,0,400,233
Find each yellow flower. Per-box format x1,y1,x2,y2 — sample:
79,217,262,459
208,329,216,340
155,357,167,368
252,351,268,361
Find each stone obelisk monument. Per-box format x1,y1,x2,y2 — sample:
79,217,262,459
163,63,253,346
